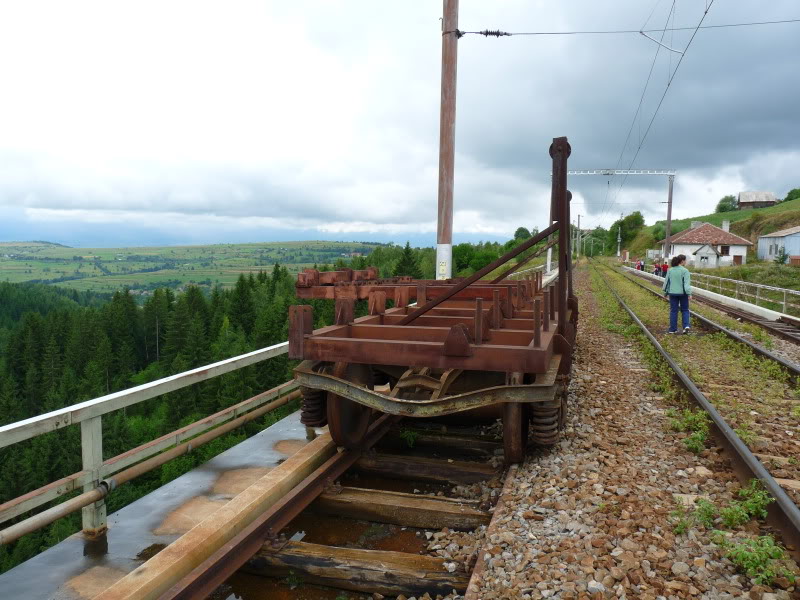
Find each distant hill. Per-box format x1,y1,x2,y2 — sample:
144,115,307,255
628,198,800,256
0,240,386,294
0,241,70,248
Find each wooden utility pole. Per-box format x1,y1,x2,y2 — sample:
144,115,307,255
663,174,674,258
436,0,459,280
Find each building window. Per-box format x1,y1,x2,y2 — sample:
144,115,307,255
720,245,730,256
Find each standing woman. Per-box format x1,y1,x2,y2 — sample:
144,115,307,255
662,254,692,334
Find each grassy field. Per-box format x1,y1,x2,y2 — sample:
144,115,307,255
0,240,382,294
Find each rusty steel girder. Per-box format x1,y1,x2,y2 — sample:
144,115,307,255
295,358,563,418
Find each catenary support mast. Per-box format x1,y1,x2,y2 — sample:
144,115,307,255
566,169,676,258
436,0,459,279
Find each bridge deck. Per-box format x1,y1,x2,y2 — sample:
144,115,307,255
0,412,314,600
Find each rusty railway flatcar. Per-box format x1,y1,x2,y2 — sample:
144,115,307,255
288,138,578,463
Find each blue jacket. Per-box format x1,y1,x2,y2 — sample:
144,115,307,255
662,265,692,296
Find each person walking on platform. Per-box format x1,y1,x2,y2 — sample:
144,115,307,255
661,260,668,277
662,254,692,334
654,263,661,276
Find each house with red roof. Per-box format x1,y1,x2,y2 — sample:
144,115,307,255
659,220,753,265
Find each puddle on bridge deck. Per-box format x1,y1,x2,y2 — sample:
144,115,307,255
218,572,372,600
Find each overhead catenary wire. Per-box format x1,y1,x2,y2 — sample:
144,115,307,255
595,0,676,226
442,17,800,38
609,0,716,207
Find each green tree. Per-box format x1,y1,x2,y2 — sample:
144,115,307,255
514,227,531,240
393,242,423,278
783,188,800,203
716,195,737,213
229,274,255,335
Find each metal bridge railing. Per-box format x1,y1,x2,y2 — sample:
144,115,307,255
623,261,800,316
0,341,295,543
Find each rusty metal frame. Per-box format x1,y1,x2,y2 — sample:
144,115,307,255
294,359,562,417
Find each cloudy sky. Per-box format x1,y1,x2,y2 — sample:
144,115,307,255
0,1,798,247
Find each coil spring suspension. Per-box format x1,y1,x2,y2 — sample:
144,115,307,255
300,386,327,427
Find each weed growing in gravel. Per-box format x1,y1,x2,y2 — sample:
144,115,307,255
750,327,775,349
669,502,693,534
695,498,718,528
722,535,795,586
792,405,800,419
737,480,773,520
720,480,774,527
720,502,751,528
666,408,710,453
734,423,756,445
683,432,707,454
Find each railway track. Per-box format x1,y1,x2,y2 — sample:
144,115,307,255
617,267,800,378
154,415,515,599
625,267,800,346
591,261,800,556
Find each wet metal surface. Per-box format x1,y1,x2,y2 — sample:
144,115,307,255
0,411,312,599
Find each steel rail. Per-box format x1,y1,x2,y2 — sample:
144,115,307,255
592,262,800,554
614,267,800,378
160,413,398,600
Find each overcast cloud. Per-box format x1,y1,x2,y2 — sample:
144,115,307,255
0,1,798,246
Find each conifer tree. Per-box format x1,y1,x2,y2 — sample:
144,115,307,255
393,242,423,278
229,274,255,334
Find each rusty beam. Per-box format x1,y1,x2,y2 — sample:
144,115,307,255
398,221,559,326
490,238,557,283
301,336,553,373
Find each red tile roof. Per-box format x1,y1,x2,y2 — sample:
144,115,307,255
660,223,753,246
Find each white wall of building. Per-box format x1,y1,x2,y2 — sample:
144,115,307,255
670,243,748,265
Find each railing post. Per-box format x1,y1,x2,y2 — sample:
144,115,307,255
784,290,788,314
81,416,107,538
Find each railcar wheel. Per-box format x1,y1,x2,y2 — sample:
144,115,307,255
326,362,372,448
530,399,563,446
503,403,529,464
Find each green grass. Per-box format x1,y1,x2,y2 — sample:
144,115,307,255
0,240,383,294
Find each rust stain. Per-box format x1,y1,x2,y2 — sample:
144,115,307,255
272,439,307,456
65,565,128,599
211,467,273,497
153,496,228,536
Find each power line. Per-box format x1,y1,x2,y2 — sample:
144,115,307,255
598,1,675,224
612,0,716,203
445,17,800,38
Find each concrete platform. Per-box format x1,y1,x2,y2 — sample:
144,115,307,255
0,411,315,600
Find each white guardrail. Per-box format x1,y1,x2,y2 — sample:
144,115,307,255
624,262,800,316
0,341,293,535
